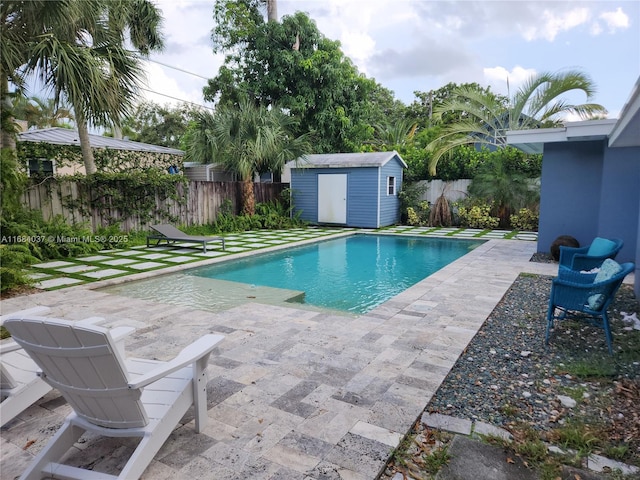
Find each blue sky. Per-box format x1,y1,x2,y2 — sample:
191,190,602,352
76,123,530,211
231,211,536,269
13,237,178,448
145,0,639,119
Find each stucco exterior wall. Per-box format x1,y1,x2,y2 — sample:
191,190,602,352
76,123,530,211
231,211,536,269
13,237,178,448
599,146,640,263
538,141,604,254
538,140,640,298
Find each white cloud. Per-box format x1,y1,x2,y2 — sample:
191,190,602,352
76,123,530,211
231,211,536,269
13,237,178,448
522,7,591,41
598,7,630,33
483,66,537,96
590,21,603,36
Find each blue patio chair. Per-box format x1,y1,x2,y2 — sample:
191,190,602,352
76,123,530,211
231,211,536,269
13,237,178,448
546,259,635,355
558,237,623,272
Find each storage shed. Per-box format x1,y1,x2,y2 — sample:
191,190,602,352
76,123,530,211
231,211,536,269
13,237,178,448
289,151,407,228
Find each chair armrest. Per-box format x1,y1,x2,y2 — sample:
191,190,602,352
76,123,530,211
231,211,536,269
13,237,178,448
558,245,589,267
0,339,22,354
111,326,136,341
1,306,51,325
128,334,224,389
76,316,107,325
557,267,597,284
109,326,136,357
569,253,612,272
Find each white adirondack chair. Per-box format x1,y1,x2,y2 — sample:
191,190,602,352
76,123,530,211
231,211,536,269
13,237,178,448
1,306,54,426
3,314,223,480
1,307,128,427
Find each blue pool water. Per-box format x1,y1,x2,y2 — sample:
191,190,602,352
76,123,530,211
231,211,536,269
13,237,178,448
188,234,483,313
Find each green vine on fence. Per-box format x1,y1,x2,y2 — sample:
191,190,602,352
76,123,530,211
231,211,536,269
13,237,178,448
44,172,188,226
18,141,188,225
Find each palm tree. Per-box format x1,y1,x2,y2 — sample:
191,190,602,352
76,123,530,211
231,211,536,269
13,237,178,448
187,98,312,215
12,95,74,129
71,0,164,173
468,155,539,227
372,119,417,150
1,1,163,173
426,70,607,175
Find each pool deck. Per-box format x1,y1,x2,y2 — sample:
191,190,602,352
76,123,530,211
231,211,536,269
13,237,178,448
1,237,563,479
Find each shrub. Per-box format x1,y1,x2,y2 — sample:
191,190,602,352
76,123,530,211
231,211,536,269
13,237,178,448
398,182,427,224
406,201,430,226
0,244,38,293
510,208,539,231
457,202,499,229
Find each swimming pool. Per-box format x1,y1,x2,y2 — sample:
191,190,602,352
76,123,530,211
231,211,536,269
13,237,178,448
102,234,483,314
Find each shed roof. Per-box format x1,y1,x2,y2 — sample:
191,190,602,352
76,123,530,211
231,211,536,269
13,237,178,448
290,151,407,169
18,127,184,155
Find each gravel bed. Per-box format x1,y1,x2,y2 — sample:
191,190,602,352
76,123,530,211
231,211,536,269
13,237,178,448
382,267,640,478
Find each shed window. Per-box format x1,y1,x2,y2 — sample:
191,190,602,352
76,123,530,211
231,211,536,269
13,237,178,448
387,176,396,195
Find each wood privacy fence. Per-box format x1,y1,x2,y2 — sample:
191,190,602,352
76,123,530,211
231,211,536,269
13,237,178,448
416,179,472,204
21,180,288,233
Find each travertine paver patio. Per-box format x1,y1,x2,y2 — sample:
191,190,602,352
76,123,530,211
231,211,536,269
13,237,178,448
0,237,557,479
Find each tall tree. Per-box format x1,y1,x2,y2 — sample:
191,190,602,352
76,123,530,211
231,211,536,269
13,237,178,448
205,1,399,153
186,98,312,215
12,94,74,129
426,70,607,175
0,0,163,174
119,101,200,148
407,82,501,129
266,0,277,22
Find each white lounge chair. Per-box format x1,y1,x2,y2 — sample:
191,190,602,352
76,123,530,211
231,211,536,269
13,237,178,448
3,313,223,480
1,307,53,426
1,308,132,427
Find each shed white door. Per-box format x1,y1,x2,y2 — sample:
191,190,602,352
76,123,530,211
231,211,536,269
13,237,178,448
318,174,347,224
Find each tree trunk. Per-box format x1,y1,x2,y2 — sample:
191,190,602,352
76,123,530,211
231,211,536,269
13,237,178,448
0,76,16,151
241,177,255,215
266,0,278,22
75,110,97,174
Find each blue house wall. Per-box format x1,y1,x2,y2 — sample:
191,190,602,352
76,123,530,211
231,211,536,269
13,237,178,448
539,140,640,264
599,145,640,263
538,141,603,253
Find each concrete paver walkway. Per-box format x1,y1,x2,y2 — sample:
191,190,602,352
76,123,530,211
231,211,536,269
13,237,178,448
1,233,555,479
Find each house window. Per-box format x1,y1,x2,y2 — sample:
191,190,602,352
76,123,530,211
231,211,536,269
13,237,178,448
28,159,55,177
387,176,396,195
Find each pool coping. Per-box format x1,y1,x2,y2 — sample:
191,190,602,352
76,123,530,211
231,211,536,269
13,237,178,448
1,236,561,480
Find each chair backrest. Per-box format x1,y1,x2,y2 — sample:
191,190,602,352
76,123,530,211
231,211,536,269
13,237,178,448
586,237,623,258
3,316,149,429
151,224,187,238
1,307,51,391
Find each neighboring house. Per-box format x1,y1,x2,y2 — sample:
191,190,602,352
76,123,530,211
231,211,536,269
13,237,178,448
507,76,640,297
18,127,184,175
288,151,407,228
182,162,237,182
